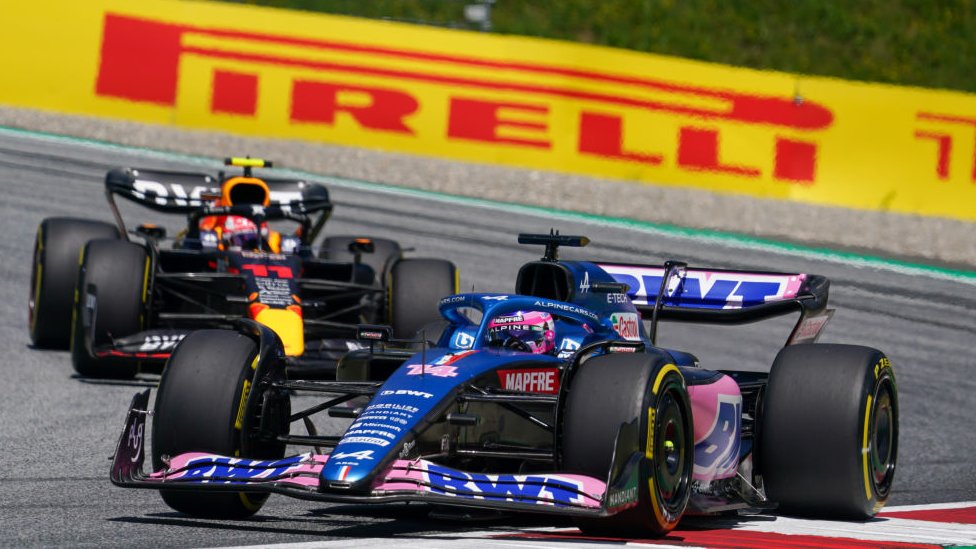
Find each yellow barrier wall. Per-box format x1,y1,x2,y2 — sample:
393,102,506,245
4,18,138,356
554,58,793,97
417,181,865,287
4,0,976,221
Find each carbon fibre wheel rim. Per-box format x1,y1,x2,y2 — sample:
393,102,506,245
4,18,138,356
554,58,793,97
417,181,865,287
870,375,897,498
654,386,690,513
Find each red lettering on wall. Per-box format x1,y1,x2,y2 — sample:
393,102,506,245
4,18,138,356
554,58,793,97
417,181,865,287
773,139,817,183
96,14,183,105
917,112,976,182
290,81,418,134
447,98,551,149
577,112,663,165
94,14,834,184
677,127,761,177
914,131,952,180
212,70,258,116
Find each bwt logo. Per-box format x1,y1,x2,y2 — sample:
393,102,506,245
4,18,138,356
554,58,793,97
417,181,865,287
599,265,803,309
95,14,833,184
423,463,585,507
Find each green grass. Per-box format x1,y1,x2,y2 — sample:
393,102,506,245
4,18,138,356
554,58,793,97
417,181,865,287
214,0,976,94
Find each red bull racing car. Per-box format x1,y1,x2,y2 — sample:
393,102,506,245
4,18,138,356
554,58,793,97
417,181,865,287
111,232,897,536
29,157,456,378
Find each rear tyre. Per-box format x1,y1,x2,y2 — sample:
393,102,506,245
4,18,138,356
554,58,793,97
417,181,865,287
760,343,898,519
152,330,287,518
319,235,402,284
388,258,458,339
29,217,119,348
70,240,148,378
562,351,693,536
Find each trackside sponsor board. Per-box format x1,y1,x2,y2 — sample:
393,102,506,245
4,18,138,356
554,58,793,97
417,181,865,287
4,0,976,221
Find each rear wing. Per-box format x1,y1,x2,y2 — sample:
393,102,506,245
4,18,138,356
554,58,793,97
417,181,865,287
597,262,832,345
104,167,333,243
105,168,331,214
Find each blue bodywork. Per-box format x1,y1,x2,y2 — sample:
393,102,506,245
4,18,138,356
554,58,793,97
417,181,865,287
320,272,643,487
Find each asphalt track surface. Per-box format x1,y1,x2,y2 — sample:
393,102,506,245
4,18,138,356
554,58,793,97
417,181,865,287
1,130,975,547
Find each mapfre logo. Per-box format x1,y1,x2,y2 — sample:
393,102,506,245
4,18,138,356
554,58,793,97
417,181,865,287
497,368,560,394
94,14,833,185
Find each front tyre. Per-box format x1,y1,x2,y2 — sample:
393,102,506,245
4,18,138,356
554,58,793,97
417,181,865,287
562,351,693,536
70,239,148,378
760,343,898,519
152,330,287,519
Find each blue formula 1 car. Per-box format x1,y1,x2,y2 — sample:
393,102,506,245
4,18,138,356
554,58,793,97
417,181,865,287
111,232,898,536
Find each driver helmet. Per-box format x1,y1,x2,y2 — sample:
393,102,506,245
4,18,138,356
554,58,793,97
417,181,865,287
486,311,556,354
219,215,262,250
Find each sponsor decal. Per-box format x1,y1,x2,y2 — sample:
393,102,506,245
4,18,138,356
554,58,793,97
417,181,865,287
606,486,638,508
345,429,396,440
399,440,416,458
532,300,599,321
610,312,641,340
178,455,305,482
405,350,477,377
578,272,590,293
606,292,629,304
607,344,638,353
599,264,803,309
234,379,251,430
424,463,585,506
132,179,214,207
453,330,475,349
491,314,524,325
497,368,560,394
349,421,402,433
482,295,509,301
380,389,434,399
341,436,391,447
693,396,742,481
138,333,185,352
405,364,458,378
556,337,581,358
330,450,375,466
440,295,466,306
126,421,144,463
364,403,419,414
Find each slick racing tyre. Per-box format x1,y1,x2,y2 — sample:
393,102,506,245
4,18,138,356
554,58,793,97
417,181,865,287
388,258,458,339
152,330,288,519
319,235,402,285
70,239,148,378
562,351,694,536
29,217,119,348
760,343,898,519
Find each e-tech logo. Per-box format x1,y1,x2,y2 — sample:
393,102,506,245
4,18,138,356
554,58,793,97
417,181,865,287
598,265,804,309
423,463,586,506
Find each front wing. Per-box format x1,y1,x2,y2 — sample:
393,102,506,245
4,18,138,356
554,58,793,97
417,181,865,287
111,391,641,517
